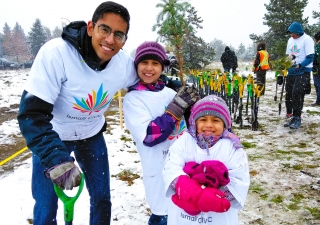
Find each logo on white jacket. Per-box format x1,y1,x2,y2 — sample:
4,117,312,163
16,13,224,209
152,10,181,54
73,84,112,115
168,119,186,140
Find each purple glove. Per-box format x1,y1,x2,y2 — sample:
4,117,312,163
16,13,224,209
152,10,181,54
165,86,200,120
45,161,81,190
183,160,230,188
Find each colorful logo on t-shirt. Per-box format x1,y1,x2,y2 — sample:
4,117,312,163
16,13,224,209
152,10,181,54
168,119,186,140
290,44,300,54
73,84,112,115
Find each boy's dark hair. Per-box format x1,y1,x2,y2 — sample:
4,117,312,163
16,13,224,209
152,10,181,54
257,42,266,51
315,31,320,42
92,1,130,34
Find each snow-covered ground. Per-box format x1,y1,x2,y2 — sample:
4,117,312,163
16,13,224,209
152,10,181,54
0,66,320,225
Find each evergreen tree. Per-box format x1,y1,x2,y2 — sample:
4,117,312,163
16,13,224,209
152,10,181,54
43,26,52,42
236,43,246,60
28,18,47,57
209,39,226,61
250,0,308,58
153,0,194,85
308,3,320,35
0,33,3,57
181,6,214,71
2,23,12,56
52,26,63,39
243,43,257,62
182,33,215,70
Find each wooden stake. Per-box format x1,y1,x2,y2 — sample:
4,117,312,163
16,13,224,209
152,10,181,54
118,90,123,129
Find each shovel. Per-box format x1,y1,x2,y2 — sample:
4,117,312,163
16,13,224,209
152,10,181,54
54,173,85,225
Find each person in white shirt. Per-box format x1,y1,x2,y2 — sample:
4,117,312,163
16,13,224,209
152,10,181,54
163,95,250,225
123,41,199,225
284,21,315,129
17,2,138,225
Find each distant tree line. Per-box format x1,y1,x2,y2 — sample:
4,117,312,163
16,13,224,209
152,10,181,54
0,18,65,63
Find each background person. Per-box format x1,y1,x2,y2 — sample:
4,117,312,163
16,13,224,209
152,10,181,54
311,31,320,106
17,2,138,225
284,21,314,129
252,42,270,95
123,41,199,225
163,95,250,225
220,46,238,73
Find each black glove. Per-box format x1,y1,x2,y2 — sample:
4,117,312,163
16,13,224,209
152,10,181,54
312,67,318,75
45,161,81,190
291,63,301,68
277,75,284,85
166,86,200,120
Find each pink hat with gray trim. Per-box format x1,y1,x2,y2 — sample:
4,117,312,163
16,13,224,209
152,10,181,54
189,95,231,129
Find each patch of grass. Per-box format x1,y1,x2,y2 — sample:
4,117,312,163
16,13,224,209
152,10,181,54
127,150,138,153
306,130,317,135
105,110,118,117
305,123,319,135
242,141,257,148
306,110,320,116
305,207,320,220
292,164,303,170
248,218,264,225
124,129,130,134
281,163,303,170
287,202,300,210
270,194,284,204
112,169,140,186
292,193,304,202
248,155,264,161
287,143,307,148
282,163,291,168
260,193,268,200
276,149,313,156
120,135,132,142
249,182,264,193
249,170,258,176
306,164,318,169
243,134,254,139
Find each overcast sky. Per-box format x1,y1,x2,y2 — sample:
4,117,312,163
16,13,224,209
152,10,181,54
0,0,318,53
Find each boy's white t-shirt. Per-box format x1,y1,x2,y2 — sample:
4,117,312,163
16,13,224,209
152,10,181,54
163,132,250,225
25,38,138,140
286,33,314,68
123,87,187,215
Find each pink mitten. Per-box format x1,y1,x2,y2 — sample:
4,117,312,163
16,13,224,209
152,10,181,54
174,175,203,202
192,173,219,188
171,194,200,216
196,187,231,213
200,160,230,186
174,175,230,214
183,161,204,177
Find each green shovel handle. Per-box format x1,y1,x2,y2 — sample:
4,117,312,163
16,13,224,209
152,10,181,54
54,173,85,222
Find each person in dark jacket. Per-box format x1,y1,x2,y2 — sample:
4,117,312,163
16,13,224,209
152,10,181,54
220,46,238,73
284,22,314,129
311,31,320,106
17,2,138,225
252,42,270,95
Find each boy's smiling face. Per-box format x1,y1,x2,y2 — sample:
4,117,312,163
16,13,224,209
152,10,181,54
196,115,224,136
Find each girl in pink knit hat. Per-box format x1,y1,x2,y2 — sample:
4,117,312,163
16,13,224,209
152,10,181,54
163,94,250,225
123,41,200,225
